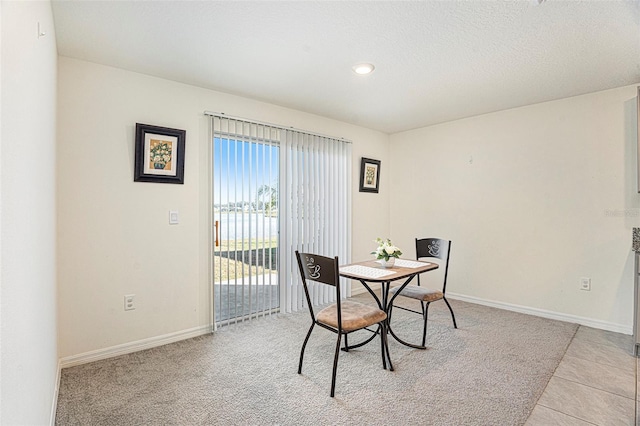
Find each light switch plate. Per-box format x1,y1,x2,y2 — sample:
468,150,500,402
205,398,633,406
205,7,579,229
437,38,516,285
169,210,179,225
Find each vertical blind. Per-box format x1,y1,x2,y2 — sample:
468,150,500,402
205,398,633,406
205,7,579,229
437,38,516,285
279,128,352,313
209,113,352,319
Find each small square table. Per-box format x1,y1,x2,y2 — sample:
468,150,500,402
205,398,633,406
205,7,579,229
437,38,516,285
339,258,439,370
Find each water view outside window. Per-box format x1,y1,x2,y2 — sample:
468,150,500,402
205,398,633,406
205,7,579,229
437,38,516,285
213,137,279,325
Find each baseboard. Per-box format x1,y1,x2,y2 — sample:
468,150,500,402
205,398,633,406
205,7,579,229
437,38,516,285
50,359,61,426
447,292,632,335
350,281,381,296
350,286,367,296
59,325,213,369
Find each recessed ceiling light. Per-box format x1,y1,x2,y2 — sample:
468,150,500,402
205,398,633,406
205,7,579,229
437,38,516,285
352,63,375,75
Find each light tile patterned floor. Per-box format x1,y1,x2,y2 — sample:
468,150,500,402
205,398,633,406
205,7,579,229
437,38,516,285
526,326,637,426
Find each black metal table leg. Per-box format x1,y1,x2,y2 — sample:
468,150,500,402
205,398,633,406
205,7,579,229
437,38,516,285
384,275,428,350
387,324,426,350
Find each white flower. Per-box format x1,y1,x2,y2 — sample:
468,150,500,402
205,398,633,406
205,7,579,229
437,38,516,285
371,238,402,260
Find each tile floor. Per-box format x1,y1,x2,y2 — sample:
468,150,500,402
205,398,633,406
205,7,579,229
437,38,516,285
526,326,637,426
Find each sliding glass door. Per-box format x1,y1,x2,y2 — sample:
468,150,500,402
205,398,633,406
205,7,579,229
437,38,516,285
210,113,351,322
213,135,279,326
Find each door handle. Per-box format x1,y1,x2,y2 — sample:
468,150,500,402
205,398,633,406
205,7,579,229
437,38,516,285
215,220,219,247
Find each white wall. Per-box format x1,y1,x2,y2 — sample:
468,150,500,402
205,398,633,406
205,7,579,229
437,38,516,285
57,30,638,369
1,1,59,424
389,85,639,332
57,57,390,359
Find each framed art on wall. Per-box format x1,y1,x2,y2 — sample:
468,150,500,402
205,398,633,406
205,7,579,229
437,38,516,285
359,157,381,193
134,123,186,184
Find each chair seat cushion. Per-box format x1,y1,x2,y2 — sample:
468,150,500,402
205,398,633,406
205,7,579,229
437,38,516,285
317,300,387,332
390,285,444,302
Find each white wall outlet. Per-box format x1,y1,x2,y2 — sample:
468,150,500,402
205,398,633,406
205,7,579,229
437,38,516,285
580,277,591,291
124,294,136,310
169,210,179,225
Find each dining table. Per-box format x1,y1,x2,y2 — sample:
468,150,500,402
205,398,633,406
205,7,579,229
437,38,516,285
339,258,439,371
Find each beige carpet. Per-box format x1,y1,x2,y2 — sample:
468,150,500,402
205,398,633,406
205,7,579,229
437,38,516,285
55,295,578,425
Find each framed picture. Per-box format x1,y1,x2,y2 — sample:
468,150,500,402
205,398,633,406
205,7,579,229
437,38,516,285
359,157,381,193
134,123,186,184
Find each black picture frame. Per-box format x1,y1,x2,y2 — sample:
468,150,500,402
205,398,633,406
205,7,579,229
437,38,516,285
134,123,186,184
359,157,381,193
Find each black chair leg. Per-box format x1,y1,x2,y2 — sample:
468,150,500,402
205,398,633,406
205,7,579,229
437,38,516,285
298,323,315,374
382,322,394,371
443,297,458,329
421,302,431,348
330,333,342,397
380,324,387,370
343,333,349,352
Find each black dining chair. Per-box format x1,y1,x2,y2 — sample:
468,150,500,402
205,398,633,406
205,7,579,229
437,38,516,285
388,238,457,348
295,250,389,397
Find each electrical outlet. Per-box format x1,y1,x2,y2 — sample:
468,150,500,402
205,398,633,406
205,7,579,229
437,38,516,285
169,210,179,225
580,278,591,291
124,294,136,311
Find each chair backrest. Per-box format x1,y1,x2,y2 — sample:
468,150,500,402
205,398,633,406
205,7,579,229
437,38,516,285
296,251,340,287
295,250,342,326
415,238,452,293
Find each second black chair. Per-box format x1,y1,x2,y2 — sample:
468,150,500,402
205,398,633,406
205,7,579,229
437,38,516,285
388,238,457,348
295,250,389,397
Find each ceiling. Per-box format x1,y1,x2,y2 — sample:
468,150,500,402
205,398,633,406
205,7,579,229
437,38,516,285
51,1,640,134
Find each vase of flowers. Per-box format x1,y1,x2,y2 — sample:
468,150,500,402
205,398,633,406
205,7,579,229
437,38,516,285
150,140,172,170
371,238,402,268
